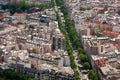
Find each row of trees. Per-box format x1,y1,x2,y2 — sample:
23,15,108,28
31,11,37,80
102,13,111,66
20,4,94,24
52,0,81,80
56,0,90,69
55,0,98,80
1,0,50,14
56,9,80,80
0,69,36,80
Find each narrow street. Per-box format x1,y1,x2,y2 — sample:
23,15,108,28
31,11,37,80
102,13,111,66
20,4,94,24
74,50,89,80
54,0,89,80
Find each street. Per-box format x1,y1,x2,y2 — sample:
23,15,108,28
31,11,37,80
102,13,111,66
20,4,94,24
74,50,89,80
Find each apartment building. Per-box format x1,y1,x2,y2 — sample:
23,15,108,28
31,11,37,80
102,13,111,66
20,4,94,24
51,29,66,51
13,12,26,22
84,39,102,58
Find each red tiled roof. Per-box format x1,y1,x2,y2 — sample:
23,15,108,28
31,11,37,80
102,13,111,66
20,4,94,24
93,7,104,10
117,0,120,2
115,44,120,47
13,12,25,16
0,16,5,19
8,23,19,27
95,58,105,67
103,30,119,35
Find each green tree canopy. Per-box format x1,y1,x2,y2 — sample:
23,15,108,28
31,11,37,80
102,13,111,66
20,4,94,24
88,70,98,80
0,69,36,80
83,62,90,69
80,54,88,63
1,0,50,14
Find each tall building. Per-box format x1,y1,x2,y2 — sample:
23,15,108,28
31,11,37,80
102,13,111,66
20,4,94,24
52,36,66,51
84,39,102,59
